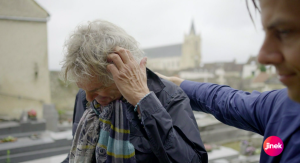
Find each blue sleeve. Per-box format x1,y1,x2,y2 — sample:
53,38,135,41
180,80,278,136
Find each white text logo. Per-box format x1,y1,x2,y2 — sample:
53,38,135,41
264,143,283,150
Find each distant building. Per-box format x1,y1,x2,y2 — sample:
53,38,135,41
180,59,244,89
250,72,285,92
240,56,284,92
145,21,201,72
242,56,260,79
0,0,51,119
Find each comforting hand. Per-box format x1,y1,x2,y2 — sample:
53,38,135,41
107,47,150,106
155,72,184,86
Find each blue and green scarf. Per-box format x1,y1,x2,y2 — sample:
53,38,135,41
69,100,136,163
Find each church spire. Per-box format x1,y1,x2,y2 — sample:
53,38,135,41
189,20,196,35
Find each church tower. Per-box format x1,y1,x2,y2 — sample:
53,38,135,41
180,20,201,70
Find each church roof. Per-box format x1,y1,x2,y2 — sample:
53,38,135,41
143,43,182,58
190,20,196,35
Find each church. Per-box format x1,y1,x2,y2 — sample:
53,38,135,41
144,21,201,74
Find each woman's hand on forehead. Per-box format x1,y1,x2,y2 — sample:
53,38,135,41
106,47,149,106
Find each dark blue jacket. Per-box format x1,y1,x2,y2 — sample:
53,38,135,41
181,80,300,163
63,69,207,163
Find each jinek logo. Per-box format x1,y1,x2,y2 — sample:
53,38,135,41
263,136,284,156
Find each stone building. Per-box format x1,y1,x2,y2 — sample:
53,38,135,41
0,0,51,119
179,59,244,89
145,21,201,73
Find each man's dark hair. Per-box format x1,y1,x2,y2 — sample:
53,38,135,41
247,0,260,24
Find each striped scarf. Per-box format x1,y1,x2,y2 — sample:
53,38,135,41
69,100,136,163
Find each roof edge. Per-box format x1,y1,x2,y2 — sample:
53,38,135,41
33,0,50,17
0,15,48,22
143,43,182,50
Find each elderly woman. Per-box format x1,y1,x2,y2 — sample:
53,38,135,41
61,20,207,163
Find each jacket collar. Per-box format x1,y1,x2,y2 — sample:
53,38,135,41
146,68,165,93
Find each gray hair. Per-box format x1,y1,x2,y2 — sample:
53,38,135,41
61,20,144,86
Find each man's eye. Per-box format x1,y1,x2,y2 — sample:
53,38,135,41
279,29,291,34
277,29,292,39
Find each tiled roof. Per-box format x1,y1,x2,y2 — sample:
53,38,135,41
202,61,243,72
252,72,269,83
143,43,182,58
265,74,281,84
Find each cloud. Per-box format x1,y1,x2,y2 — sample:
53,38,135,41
36,0,264,70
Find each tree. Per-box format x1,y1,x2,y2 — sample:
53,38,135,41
259,64,266,72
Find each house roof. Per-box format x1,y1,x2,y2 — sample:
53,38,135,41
143,43,182,58
252,72,269,83
202,61,243,72
265,74,281,85
0,0,49,19
246,56,258,64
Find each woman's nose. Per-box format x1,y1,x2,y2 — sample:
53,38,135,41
85,92,98,102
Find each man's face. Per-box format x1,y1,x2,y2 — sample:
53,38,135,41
77,77,122,106
258,0,300,102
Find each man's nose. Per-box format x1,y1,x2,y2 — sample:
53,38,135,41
257,35,284,65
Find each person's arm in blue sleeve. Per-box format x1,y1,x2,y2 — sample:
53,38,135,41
180,80,276,136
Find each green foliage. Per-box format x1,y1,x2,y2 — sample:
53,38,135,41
222,141,240,152
6,150,10,163
255,148,261,155
57,78,67,87
57,109,66,116
259,64,266,72
2,136,16,142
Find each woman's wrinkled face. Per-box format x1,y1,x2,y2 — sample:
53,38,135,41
77,77,122,106
258,0,300,102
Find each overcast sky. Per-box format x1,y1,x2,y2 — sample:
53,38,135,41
35,0,264,71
